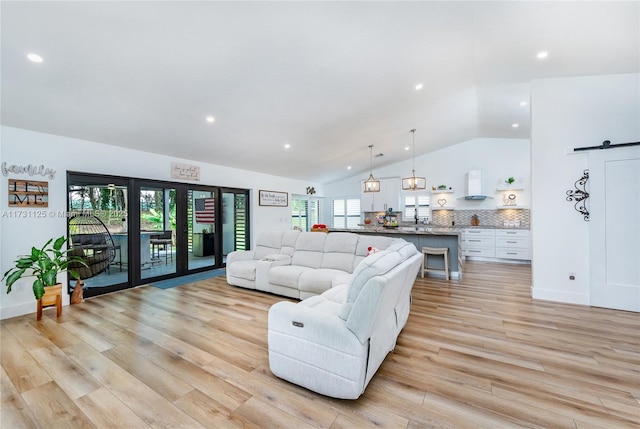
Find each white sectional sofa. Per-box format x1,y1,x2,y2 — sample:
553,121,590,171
226,230,406,299
268,239,422,399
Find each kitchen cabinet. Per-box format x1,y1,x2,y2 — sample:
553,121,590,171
361,178,400,212
462,228,531,261
495,229,530,260
461,229,495,257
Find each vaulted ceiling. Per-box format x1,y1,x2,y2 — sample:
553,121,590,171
2,1,638,184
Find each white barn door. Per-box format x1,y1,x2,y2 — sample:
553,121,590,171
589,146,640,312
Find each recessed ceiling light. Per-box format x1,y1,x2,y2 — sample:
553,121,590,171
27,53,43,63
404,146,410,151
415,83,423,90
206,116,215,123
536,51,548,59
347,166,352,170
284,143,291,149
519,101,528,107
512,123,520,128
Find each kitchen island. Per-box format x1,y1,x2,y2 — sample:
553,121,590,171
330,226,463,279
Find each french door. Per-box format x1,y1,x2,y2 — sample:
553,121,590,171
221,188,250,262
136,181,222,282
67,173,131,298
138,184,177,281
68,172,250,297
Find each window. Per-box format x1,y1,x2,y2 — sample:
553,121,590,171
404,194,430,222
292,197,319,231
332,198,360,228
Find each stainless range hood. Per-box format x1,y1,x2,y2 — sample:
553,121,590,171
464,170,487,200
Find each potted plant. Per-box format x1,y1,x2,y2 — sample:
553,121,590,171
3,236,86,302
505,177,515,186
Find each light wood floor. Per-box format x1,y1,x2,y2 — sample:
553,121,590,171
2,261,639,428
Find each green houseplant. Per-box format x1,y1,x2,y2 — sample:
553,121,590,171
3,236,86,300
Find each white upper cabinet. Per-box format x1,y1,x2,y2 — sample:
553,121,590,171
361,178,401,212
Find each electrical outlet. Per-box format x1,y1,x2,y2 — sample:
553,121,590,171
569,272,576,280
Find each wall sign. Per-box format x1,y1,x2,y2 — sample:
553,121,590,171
1,162,56,180
8,179,49,207
171,162,200,181
259,190,288,207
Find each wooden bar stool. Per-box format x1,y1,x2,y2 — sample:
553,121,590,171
421,247,450,280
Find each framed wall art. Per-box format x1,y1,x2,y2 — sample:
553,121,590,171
259,190,288,207
8,179,49,207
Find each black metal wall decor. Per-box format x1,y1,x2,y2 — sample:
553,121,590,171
566,169,590,221
306,186,316,195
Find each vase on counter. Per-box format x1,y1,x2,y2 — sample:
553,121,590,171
471,214,480,226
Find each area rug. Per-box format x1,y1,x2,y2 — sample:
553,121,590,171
150,268,226,289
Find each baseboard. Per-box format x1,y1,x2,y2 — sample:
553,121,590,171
464,256,531,265
420,271,460,280
1,296,70,320
531,287,589,306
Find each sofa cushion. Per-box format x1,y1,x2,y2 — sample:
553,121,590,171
320,233,358,272
291,232,327,268
254,231,284,260
228,260,257,281
298,295,342,317
339,247,406,321
331,273,352,289
280,230,301,256
352,236,403,271
322,283,348,303
269,265,314,288
298,268,349,295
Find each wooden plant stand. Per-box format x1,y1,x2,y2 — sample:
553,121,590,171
37,284,62,321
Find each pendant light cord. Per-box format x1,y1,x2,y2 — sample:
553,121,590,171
410,129,416,174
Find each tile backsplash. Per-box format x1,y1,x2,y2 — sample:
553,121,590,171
432,209,530,228
363,209,530,228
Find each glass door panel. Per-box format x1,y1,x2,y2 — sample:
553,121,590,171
188,189,216,270
67,178,129,298
140,186,176,280
221,190,249,264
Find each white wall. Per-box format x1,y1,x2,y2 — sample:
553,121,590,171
530,73,640,305
0,126,318,319
323,137,531,210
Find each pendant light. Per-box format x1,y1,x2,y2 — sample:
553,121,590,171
402,129,426,190
363,144,380,193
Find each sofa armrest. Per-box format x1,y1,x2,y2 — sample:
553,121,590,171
268,301,363,351
268,300,369,399
226,250,256,264
261,254,291,263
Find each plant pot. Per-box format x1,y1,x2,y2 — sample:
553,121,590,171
41,284,62,306
37,283,63,320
